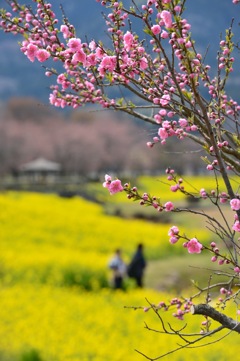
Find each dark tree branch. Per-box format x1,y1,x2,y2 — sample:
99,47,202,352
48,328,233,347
191,304,240,333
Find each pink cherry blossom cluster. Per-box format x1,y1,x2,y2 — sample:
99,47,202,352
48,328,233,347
207,241,240,269
103,169,240,252
184,238,203,254
165,170,240,226
168,225,179,244
144,297,193,321
1,1,57,63
232,218,240,232
230,198,240,211
102,174,124,195
168,225,203,253
230,199,240,232
217,286,238,313
1,0,239,175
111,181,175,213
209,242,223,263
148,118,198,146
103,172,208,254
165,168,185,193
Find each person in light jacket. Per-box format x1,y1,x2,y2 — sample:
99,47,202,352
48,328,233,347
108,249,126,289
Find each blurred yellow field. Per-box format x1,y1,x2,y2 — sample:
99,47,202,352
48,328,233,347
0,190,239,360
0,284,239,361
0,191,211,288
0,285,161,361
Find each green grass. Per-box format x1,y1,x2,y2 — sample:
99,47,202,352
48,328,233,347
145,254,231,293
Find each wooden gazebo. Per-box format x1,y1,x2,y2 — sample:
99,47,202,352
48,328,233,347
19,157,61,183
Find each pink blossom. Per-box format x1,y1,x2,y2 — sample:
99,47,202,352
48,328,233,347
139,57,148,69
68,38,82,52
220,196,228,204
86,53,97,66
60,24,71,39
99,56,116,75
123,31,134,51
137,46,145,54
185,40,192,48
153,98,160,104
89,40,96,51
164,201,174,211
174,5,181,12
103,175,124,195
72,50,87,65
232,220,240,232
206,164,214,171
200,188,207,198
220,287,227,294
170,184,179,192
158,127,168,140
36,49,50,62
178,118,188,127
25,43,38,62
186,238,202,254
169,236,178,244
151,25,161,35
108,179,124,195
160,10,172,28
160,94,170,106
105,174,112,182
168,226,179,236
230,198,240,211
142,193,149,201
159,109,167,116
162,120,170,129
57,74,66,84
95,47,104,59
103,174,112,188
85,81,95,91
161,30,169,39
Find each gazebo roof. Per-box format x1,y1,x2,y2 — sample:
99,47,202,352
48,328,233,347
20,157,61,172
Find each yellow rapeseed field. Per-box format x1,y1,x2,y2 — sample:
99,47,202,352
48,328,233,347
0,283,239,361
0,191,239,360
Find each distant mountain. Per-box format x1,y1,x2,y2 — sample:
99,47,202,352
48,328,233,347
0,0,239,106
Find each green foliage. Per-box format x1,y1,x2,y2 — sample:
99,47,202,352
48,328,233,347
20,349,42,361
61,267,108,290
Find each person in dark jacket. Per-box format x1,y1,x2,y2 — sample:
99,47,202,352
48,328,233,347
127,243,146,287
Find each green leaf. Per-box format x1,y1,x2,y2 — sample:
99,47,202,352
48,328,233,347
143,27,152,36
